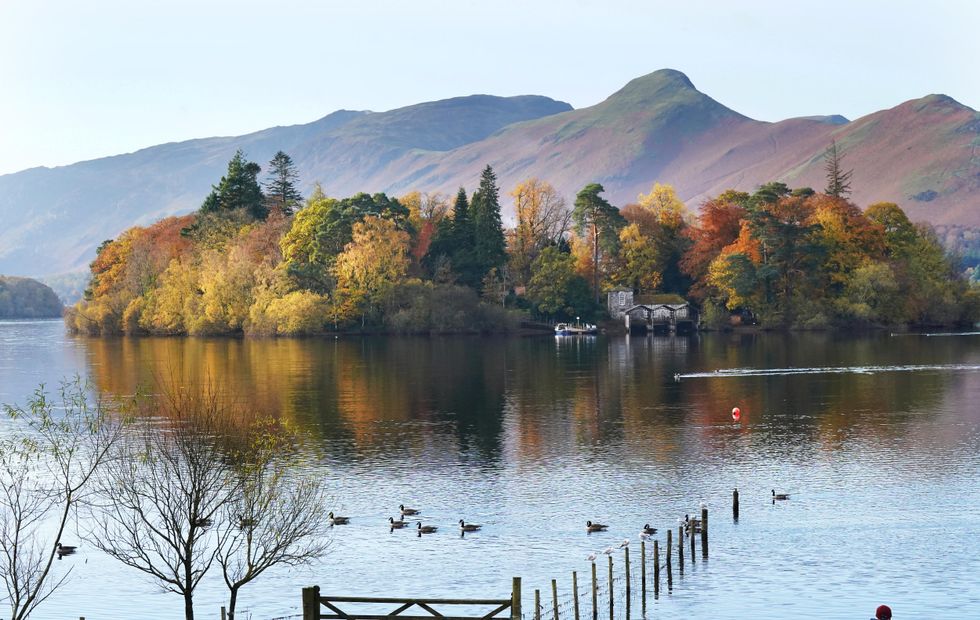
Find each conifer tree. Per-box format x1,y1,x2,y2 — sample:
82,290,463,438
200,150,267,220
824,140,853,198
470,165,506,286
263,151,303,216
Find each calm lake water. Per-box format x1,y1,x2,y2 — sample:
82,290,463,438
1,320,979,619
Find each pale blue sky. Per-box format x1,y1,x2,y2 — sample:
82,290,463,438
1,0,977,176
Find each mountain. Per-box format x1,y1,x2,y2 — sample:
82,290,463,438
1,69,978,276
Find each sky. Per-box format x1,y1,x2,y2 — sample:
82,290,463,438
1,0,978,176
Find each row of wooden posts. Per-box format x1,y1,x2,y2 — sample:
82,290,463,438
522,505,711,620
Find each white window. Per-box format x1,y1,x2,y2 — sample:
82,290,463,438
618,291,626,306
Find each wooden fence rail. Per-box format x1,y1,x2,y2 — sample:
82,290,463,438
302,579,520,620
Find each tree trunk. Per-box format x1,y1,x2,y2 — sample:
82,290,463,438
228,586,239,620
592,222,600,303
184,590,195,620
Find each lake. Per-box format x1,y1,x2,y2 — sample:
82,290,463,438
1,320,979,619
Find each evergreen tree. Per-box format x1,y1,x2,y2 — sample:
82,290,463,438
824,140,853,198
200,150,267,220
469,165,506,285
263,151,303,216
573,183,623,302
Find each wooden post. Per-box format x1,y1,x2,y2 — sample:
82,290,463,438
607,555,614,620
666,529,672,567
653,539,660,597
701,507,709,558
678,526,684,572
552,579,559,620
624,546,631,600
221,607,227,620
690,522,695,561
591,562,598,620
640,540,647,609
513,577,523,620
573,571,580,620
302,586,320,620
535,589,541,620
733,488,739,521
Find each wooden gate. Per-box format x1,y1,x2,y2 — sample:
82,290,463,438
302,578,521,620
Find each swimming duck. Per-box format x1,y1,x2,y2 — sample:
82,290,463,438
459,519,482,532
400,504,420,516
328,511,350,525
417,522,437,534
772,490,790,501
56,543,77,556
586,520,609,532
388,516,407,528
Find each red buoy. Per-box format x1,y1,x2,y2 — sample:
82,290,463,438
732,407,741,422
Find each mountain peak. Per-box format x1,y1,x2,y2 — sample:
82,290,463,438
608,69,698,102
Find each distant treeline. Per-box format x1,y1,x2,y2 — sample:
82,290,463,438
0,276,63,319
65,149,979,336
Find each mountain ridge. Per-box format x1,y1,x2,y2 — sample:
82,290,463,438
1,68,977,276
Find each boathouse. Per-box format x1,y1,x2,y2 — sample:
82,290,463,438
607,291,696,334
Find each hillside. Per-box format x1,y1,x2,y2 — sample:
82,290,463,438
1,68,978,276
0,276,63,318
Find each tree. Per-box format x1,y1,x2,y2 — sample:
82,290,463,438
572,183,624,302
91,386,242,620
1,380,125,620
470,166,507,286
201,150,267,221
616,223,663,294
331,216,411,327
680,194,747,301
824,140,853,198
263,151,303,216
526,246,589,319
217,421,330,620
509,178,570,286
426,188,474,285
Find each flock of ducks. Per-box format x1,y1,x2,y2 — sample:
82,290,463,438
328,504,483,536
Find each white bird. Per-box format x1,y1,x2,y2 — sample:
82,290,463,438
586,553,597,562
618,539,629,548
602,547,614,555
639,532,651,541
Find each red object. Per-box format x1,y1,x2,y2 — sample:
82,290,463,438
875,605,892,619
731,407,741,422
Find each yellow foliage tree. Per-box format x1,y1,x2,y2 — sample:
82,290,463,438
331,216,410,327
636,182,688,229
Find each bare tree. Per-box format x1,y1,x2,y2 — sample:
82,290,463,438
0,379,124,620
90,385,242,620
217,421,331,620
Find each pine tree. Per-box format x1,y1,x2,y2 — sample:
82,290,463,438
263,151,303,216
200,150,267,220
573,183,623,302
470,165,506,286
824,140,853,198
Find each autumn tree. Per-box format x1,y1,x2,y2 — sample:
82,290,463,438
509,178,570,286
263,151,303,216
526,246,593,320
400,191,449,270
824,140,853,198
572,183,624,302
680,192,748,301
331,216,411,327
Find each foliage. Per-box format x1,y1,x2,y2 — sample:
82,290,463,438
0,276,63,318
469,166,507,288
824,140,853,198
263,151,303,216
572,183,624,302
382,280,519,333
508,178,570,286
200,150,267,221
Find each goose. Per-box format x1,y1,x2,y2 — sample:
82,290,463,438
191,517,212,528
417,522,437,534
388,516,407,528
400,504,420,516
772,490,790,501
56,543,77,556
459,519,482,532
328,511,351,525
641,524,657,535
586,520,608,532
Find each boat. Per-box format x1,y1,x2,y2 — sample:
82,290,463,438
554,322,598,336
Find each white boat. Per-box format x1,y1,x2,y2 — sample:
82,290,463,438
554,322,598,336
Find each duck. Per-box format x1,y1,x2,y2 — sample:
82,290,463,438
641,524,657,535
328,511,351,525
586,520,608,532
388,516,407,528
459,519,482,532
772,490,790,501
416,522,437,534
400,504,420,516
56,543,77,556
